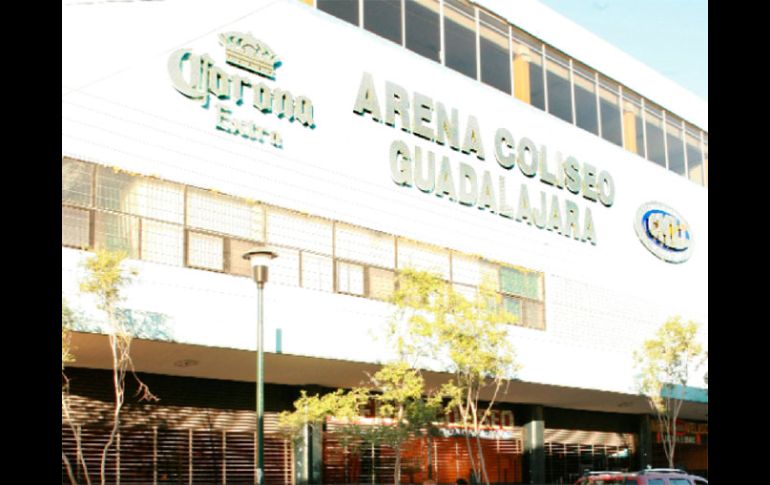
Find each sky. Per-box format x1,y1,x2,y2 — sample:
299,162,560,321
538,0,708,102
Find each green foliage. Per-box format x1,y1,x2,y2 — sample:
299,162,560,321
634,316,703,412
62,298,76,369
634,316,705,468
79,249,135,316
278,388,370,442
389,268,521,485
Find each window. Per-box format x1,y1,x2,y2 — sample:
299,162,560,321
573,65,598,135
317,0,359,26
335,223,395,268
141,220,184,266
62,207,90,249
499,266,544,329
229,239,256,277
62,158,92,206
622,92,645,157
686,127,704,186
301,252,333,292
188,232,224,271
599,79,623,147
546,51,572,123
669,480,691,485
364,0,402,45
368,267,395,300
703,134,708,187
452,254,497,287
337,261,365,296
94,212,140,258
96,167,184,224
444,0,477,79
500,266,541,300
405,0,440,62
512,32,544,110
267,208,333,255
270,247,301,287
397,239,450,280
479,11,511,94
187,188,263,241
644,103,666,168
666,117,686,176
647,480,664,485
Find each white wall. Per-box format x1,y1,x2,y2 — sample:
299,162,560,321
62,0,708,395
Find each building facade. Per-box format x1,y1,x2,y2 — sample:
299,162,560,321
62,0,708,483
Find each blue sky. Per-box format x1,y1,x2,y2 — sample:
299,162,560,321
538,0,708,102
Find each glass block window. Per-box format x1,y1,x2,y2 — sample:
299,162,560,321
335,223,395,268
228,239,256,277
94,212,140,258
337,261,365,296
301,252,333,292
188,232,224,271
62,207,90,249
500,266,542,300
452,254,497,287
267,208,333,255
187,188,263,241
270,247,301,287
397,239,450,280
368,267,395,301
62,158,93,206
140,219,184,266
96,167,184,224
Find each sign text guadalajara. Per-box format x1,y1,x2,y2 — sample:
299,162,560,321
353,72,616,246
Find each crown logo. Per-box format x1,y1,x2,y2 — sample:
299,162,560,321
219,31,281,79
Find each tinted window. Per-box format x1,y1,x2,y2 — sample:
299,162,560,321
405,0,440,62
647,480,664,485
512,35,544,110
666,120,686,175
685,130,703,185
574,70,598,135
599,84,622,147
546,55,572,123
444,0,477,79
318,0,359,26
622,95,644,157
645,108,666,168
364,0,402,45
479,13,511,93
669,479,692,485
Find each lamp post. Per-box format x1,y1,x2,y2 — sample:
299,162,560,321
243,247,278,485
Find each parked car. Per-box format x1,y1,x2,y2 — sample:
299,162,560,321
619,468,708,485
574,471,626,484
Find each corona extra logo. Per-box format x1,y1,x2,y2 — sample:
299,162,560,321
634,202,693,263
218,31,281,79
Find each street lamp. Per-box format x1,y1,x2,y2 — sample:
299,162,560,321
243,247,278,485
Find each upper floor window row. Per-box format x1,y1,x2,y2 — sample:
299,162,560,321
312,0,708,188
62,158,546,330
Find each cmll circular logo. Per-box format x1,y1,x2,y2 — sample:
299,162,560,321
634,202,693,264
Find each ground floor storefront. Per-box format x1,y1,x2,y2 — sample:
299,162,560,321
61,368,703,484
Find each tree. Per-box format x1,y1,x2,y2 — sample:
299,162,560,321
77,249,158,485
634,316,705,469
390,268,520,485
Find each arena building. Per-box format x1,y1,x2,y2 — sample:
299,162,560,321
62,0,708,483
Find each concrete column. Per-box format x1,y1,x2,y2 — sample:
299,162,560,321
638,415,652,470
522,405,545,484
295,424,323,485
